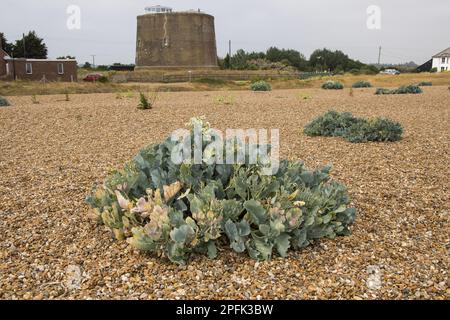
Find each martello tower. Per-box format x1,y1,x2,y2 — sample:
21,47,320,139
136,5,218,69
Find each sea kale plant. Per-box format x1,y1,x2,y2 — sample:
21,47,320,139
250,80,272,91
375,88,392,95
322,81,344,90
304,111,403,143
86,117,356,265
0,96,10,107
393,85,423,94
352,80,372,88
304,110,360,137
375,85,422,95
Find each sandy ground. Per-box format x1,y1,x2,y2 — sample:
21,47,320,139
0,87,449,300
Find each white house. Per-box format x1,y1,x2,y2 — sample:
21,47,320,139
431,46,450,72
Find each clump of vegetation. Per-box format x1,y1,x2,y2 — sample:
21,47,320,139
393,85,422,94
375,88,392,95
417,81,432,87
193,78,227,86
352,80,372,88
250,80,272,91
322,80,344,90
123,91,135,99
375,85,422,95
304,111,359,137
138,91,158,110
98,76,109,83
86,117,356,265
298,93,311,100
31,95,40,104
343,118,403,143
0,96,11,107
64,89,70,101
215,95,235,105
304,111,403,143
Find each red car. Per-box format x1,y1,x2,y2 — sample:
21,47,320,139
83,73,103,82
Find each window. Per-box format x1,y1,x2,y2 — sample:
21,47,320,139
25,63,32,74
442,57,446,63
58,63,64,75
442,67,445,71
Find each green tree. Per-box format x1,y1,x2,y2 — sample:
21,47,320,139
57,55,75,59
12,31,48,59
0,32,13,54
230,49,250,70
266,47,308,70
309,48,365,72
223,54,231,69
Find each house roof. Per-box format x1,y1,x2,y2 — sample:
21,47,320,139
433,46,450,58
4,58,76,62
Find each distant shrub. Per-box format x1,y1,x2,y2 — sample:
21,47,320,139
98,76,109,83
250,80,271,91
430,67,437,73
352,80,372,88
322,80,344,90
348,69,361,75
304,111,403,143
0,96,10,107
392,85,422,94
375,85,422,95
417,81,432,87
375,88,392,95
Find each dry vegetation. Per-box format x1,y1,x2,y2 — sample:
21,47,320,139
0,85,449,300
1,72,449,96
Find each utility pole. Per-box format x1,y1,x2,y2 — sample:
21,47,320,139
228,40,232,69
23,33,26,58
377,46,382,66
91,55,96,68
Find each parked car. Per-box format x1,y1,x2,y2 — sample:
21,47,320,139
83,73,104,82
380,69,400,75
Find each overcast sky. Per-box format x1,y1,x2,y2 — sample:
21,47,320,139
1,0,449,65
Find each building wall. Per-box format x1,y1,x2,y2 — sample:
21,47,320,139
4,60,77,81
432,57,450,72
136,12,218,69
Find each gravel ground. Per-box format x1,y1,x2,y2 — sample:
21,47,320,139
0,87,449,300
